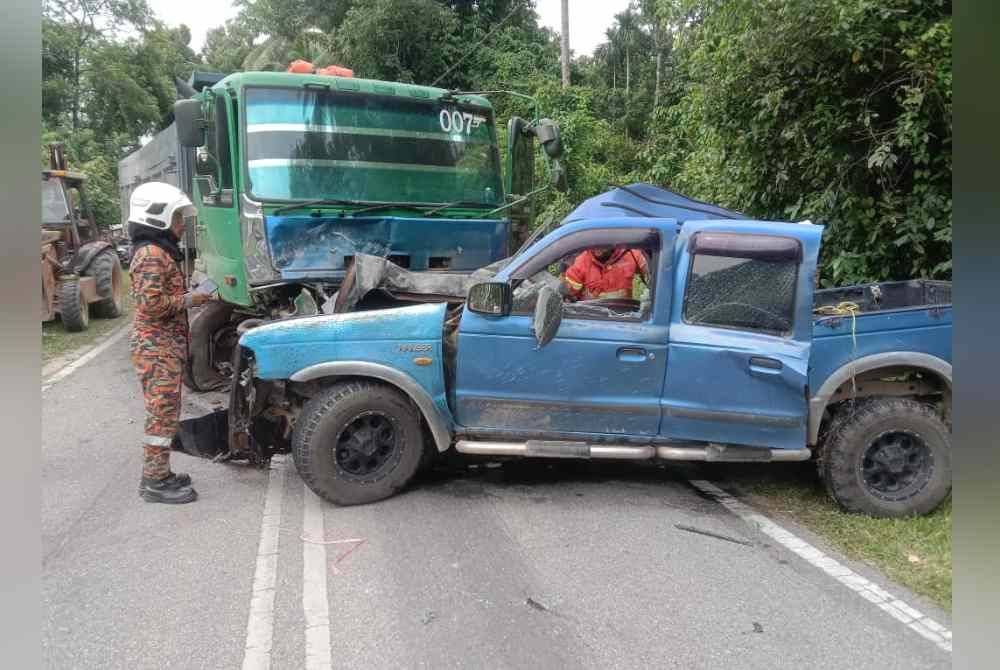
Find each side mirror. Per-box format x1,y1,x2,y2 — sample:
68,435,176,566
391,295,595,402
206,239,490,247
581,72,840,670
533,119,563,159
532,286,563,348
505,116,534,198
174,99,206,148
467,282,512,316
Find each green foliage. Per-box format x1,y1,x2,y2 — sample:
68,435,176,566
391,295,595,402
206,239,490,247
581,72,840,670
333,0,461,84
42,0,951,284
42,0,202,231
42,126,122,230
642,0,952,285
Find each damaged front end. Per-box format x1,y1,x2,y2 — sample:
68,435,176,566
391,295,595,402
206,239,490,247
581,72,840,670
172,346,294,467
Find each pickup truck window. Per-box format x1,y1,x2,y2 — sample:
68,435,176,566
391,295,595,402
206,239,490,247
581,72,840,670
683,251,798,335
513,246,654,322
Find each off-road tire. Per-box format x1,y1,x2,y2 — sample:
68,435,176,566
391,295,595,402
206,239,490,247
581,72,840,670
818,397,951,517
292,380,424,506
184,301,236,392
59,279,89,332
87,249,125,318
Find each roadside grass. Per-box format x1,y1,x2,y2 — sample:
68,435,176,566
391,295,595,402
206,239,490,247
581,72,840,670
715,461,951,611
42,270,132,364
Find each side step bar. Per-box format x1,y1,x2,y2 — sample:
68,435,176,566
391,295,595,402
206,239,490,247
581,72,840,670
455,440,810,463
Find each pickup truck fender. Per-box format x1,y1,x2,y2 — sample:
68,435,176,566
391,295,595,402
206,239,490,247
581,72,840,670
808,351,952,444
289,361,453,452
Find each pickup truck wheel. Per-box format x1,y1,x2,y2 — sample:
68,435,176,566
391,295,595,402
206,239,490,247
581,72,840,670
819,398,951,517
293,380,424,506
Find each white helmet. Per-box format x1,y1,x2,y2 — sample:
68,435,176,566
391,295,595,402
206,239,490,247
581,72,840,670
128,181,196,231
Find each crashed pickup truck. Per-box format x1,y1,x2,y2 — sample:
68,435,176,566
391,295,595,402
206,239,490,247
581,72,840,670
176,184,952,518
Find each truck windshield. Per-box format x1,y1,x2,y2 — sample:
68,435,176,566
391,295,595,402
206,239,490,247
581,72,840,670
244,87,503,207
42,179,69,224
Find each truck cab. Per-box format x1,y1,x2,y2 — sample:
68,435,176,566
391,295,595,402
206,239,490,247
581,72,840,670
163,67,564,391
177,184,951,519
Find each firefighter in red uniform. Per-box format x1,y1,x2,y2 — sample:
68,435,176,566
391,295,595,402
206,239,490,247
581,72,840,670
127,182,214,504
562,246,649,301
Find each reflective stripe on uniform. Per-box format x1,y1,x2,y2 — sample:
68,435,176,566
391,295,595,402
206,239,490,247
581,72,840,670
597,289,628,299
143,434,173,447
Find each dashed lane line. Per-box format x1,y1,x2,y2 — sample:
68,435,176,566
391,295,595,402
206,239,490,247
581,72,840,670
302,483,333,670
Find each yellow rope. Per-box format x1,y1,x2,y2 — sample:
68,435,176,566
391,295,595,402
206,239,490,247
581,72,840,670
814,301,861,397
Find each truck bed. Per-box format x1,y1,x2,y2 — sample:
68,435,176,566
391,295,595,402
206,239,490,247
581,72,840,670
809,279,952,396
814,279,951,315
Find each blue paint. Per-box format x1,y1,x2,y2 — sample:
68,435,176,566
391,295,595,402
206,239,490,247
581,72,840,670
810,308,952,393
240,184,951,456
265,214,509,280
657,220,822,450
240,303,453,422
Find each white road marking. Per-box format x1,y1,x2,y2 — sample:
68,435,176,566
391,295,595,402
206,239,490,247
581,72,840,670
689,479,952,653
41,322,130,393
241,456,288,670
302,484,332,670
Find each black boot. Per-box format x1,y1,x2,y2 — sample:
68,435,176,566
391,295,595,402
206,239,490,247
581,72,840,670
164,471,192,487
137,471,191,493
139,477,198,504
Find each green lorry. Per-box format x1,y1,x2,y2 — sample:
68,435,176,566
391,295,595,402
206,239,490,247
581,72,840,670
120,67,565,392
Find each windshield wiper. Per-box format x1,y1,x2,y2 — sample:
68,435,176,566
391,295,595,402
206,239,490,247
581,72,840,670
272,198,367,215
420,200,493,217
349,203,437,216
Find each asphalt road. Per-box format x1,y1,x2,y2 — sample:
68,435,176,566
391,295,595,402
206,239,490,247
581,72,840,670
42,333,950,669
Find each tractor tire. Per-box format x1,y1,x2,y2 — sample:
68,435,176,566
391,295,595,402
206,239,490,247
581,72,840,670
818,397,951,518
59,279,90,332
184,301,236,392
87,249,125,319
292,380,424,506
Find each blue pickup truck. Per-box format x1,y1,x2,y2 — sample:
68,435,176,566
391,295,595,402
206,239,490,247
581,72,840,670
178,184,952,518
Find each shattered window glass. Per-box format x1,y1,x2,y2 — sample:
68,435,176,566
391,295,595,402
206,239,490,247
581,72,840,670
683,254,797,334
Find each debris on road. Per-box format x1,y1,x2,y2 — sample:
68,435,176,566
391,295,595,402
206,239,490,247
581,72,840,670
526,597,549,612
674,523,754,547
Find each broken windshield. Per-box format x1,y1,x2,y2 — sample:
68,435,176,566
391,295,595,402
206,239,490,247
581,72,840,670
244,87,503,207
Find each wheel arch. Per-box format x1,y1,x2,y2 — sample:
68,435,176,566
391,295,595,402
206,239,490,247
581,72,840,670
809,352,952,445
289,361,453,452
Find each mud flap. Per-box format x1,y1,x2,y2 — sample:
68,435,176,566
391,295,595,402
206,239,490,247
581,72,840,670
171,410,229,459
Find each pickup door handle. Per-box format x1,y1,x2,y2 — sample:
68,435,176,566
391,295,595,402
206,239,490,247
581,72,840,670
617,347,648,362
748,356,783,375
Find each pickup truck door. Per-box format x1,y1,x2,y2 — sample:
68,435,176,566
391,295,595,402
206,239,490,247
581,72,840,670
454,225,674,438
659,221,823,451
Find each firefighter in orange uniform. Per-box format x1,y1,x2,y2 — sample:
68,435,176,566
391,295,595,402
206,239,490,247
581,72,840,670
562,246,649,301
127,182,213,504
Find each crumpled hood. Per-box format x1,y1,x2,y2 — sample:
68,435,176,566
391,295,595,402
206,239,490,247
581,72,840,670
240,302,447,380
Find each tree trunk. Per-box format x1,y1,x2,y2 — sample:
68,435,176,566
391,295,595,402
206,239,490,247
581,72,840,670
653,25,663,109
560,0,570,88
625,47,630,97
72,49,80,131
